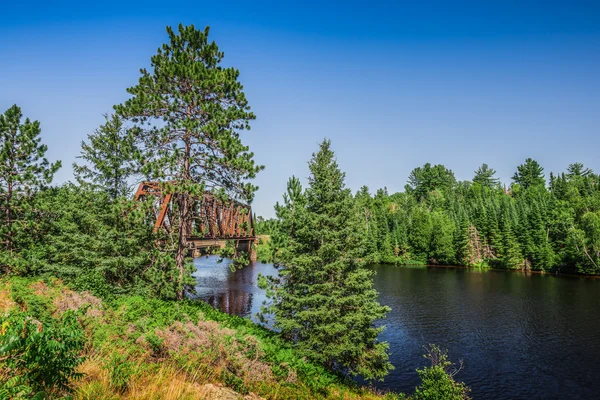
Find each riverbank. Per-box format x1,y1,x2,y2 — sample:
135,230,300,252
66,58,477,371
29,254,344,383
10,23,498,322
382,262,600,279
0,277,395,399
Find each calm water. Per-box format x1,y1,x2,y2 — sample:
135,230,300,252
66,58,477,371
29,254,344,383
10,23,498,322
192,256,600,399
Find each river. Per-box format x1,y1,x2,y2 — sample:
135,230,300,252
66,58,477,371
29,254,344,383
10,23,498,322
191,256,600,399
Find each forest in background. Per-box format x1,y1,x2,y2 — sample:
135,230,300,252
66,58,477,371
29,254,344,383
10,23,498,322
257,159,600,275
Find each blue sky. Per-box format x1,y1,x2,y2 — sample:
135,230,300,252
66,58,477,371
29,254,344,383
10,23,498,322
1,1,599,217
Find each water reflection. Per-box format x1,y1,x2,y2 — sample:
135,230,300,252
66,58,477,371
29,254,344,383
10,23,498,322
191,255,277,323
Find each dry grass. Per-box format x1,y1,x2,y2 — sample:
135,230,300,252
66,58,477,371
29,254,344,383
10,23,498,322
74,356,265,400
0,287,14,312
53,288,103,317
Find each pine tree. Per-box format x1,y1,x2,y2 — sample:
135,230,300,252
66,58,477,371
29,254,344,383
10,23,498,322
0,105,61,270
265,139,392,380
473,163,500,188
73,113,138,200
512,158,545,189
406,163,456,201
115,25,263,299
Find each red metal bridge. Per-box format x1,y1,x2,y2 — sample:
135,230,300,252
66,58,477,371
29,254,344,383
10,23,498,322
134,182,257,258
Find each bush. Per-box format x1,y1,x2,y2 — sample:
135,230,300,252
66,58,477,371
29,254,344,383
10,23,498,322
104,352,135,394
413,345,471,400
0,309,85,398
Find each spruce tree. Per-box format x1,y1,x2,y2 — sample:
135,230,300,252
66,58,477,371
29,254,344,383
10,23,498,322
0,105,61,269
271,176,305,263
73,113,138,200
265,139,392,380
115,25,263,299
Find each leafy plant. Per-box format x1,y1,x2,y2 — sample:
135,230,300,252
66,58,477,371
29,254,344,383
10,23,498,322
0,309,85,397
104,352,135,394
413,345,471,400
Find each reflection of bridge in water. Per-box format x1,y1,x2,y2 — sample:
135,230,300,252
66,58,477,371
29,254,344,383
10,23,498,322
134,182,257,259
204,290,254,316
192,257,277,321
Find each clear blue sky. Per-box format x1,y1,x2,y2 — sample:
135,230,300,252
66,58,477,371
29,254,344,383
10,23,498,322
1,0,599,218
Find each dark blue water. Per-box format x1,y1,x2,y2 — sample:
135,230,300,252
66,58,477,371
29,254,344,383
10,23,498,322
192,256,600,399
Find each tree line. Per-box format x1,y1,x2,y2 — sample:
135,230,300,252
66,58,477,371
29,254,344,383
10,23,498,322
258,157,600,275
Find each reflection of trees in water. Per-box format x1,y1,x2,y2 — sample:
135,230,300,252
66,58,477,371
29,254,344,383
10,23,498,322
203,262,258,317
205,290,253,317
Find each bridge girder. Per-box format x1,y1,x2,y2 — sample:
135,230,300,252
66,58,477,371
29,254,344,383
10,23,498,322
134,182,255,240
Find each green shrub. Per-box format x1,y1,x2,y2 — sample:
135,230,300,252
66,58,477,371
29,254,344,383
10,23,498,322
0,309,85,398
104,352,135,394
413,345,471,400
145,331,165,357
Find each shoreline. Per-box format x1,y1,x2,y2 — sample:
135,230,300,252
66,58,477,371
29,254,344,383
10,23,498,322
371,262,600,279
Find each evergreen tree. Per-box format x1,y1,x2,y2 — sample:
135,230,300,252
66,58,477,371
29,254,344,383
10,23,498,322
271,176,305,263
115,25,263,299
567,162,593,178
406,163,456,201
429,211,456,264
0,105,61,271
473,163,500,188
25,185,162,297
73,113,138,200
264,139,392,380
501,225,524,269
512,158,545,189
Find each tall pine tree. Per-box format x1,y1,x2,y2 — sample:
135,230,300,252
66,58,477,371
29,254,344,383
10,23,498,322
115,25,263,299
264,139,392,380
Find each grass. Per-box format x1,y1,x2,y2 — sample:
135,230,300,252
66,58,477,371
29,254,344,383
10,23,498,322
0,277,398,400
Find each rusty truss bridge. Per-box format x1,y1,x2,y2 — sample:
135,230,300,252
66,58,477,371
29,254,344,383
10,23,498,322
134,182,257,259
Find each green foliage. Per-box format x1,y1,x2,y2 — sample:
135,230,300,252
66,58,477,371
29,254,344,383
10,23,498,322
413,345,471,400
473,163,499,189
512,158,545,189
281,157,600,275
73,113,138,200
145,331,165,357
406,163,456,202
263,139,392,381
2,278,372,400
0,105,61,272
103,353,135,394
0,309,85,398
